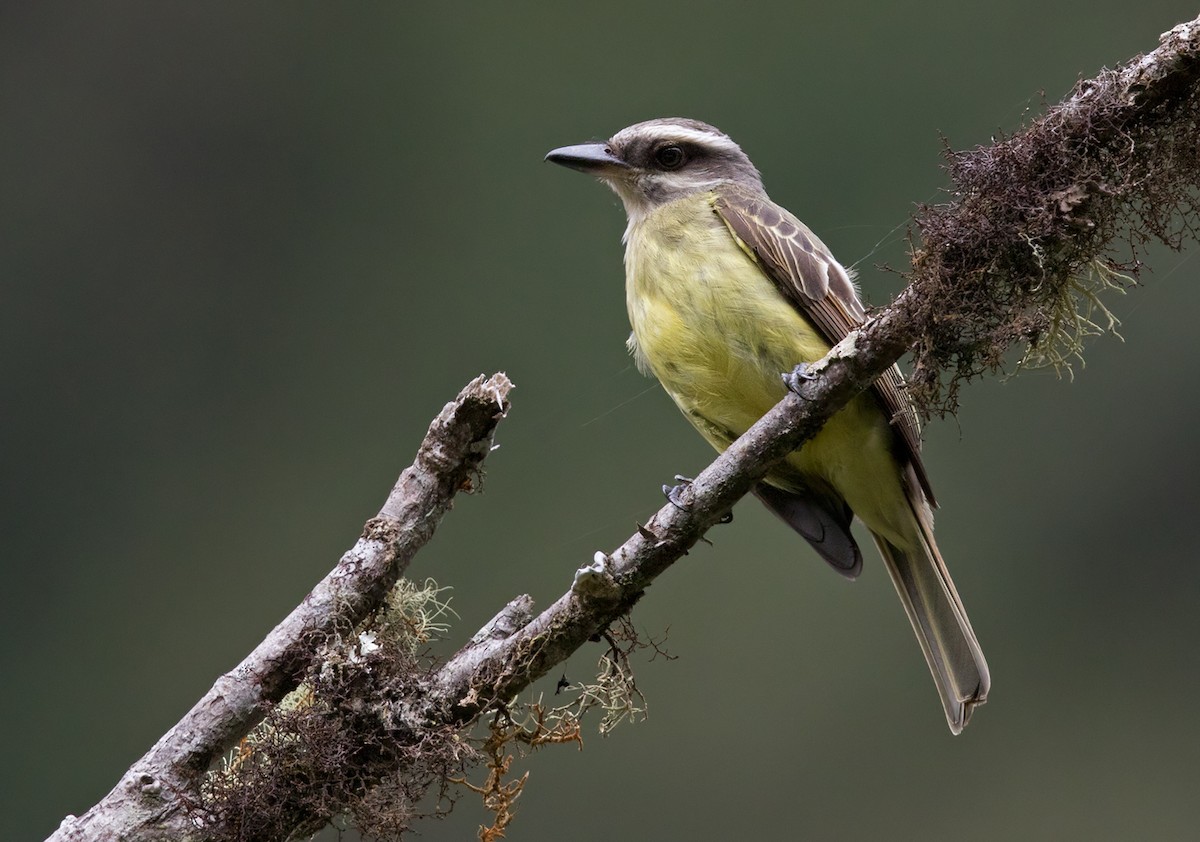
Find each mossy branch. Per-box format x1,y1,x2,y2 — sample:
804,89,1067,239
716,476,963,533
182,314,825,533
46,15,1200,842
431,16,1200,729
904,18,1200,412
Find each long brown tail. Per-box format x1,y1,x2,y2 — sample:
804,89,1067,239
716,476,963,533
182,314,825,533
871,494,990,734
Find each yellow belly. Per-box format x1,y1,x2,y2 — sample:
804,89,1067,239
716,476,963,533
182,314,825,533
624,193,914,547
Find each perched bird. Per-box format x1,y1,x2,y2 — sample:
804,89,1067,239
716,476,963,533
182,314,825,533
546,118,989,733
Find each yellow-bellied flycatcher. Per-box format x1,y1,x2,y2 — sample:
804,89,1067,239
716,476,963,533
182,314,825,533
546,118,989,733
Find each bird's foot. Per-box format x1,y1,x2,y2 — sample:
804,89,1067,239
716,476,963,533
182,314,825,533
662,475,694,510
662,477,733,523
782,362,818,395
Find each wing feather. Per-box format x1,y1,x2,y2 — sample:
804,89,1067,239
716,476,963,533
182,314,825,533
712,184,936,506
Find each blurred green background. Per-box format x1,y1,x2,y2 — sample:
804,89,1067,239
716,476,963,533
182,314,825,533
5,3,1200,840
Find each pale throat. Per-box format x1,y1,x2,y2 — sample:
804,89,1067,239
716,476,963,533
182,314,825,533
607,176,728,235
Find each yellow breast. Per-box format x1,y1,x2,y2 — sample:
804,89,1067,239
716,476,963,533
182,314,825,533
623,193,831,443
622,192,911,545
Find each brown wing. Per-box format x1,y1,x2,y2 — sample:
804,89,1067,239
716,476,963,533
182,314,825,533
712,183,936,507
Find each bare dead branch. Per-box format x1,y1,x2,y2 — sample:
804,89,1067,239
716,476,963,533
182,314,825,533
49,373,513,842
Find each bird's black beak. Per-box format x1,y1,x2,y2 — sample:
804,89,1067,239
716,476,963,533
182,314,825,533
545,143,629,174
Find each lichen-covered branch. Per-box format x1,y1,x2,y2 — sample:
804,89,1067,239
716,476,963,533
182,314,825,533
48,374,513,842
904,18,1200,413
432,14,1200,723
45,15,1200,842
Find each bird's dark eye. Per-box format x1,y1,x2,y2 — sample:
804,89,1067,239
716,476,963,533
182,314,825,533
654,145,686,170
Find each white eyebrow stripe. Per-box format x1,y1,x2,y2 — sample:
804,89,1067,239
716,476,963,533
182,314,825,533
617,125,742,155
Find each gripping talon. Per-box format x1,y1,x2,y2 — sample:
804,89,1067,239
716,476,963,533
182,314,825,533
662,475,694,510
783,362,818,395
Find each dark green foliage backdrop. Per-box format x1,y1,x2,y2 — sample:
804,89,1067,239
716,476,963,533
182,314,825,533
4,3,1199,840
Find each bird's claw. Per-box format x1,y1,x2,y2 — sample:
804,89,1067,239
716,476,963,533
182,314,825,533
662,474,694,510
782,362,818,395
661,476,733,524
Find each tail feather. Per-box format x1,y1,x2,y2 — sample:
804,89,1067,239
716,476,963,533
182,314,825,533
872,492,990,734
